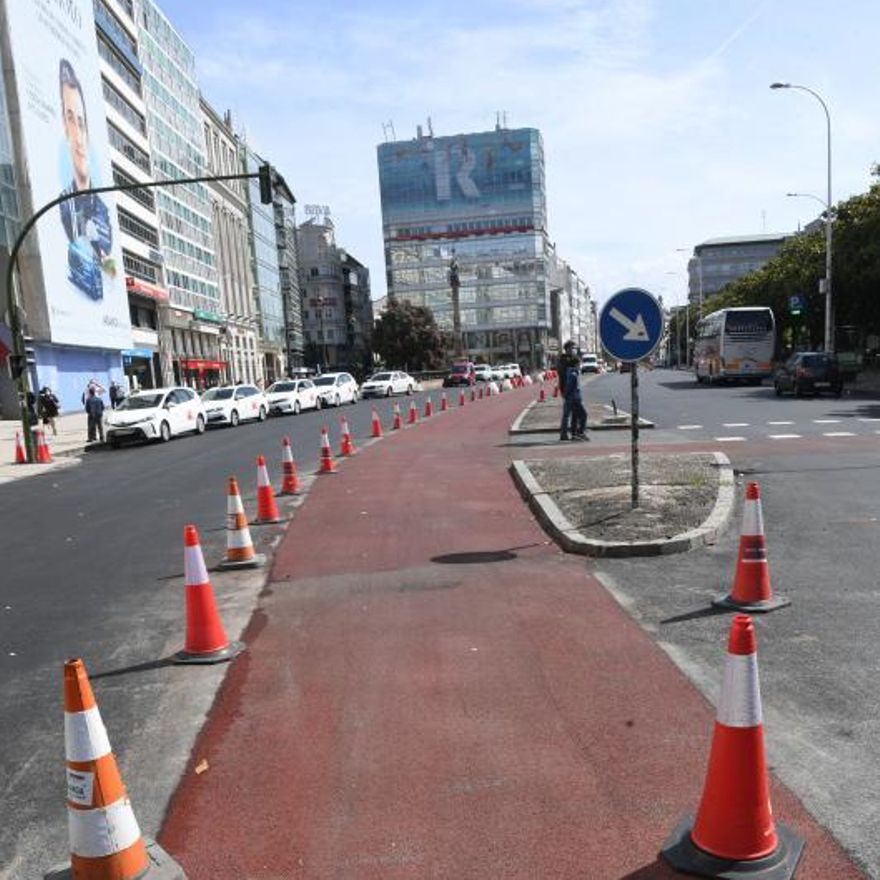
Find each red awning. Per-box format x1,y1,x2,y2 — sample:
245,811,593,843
126,276,169,303
178,358,226,371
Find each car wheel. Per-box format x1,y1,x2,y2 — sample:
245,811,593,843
195,414,206,434
258,406,267,422
230,409,240,426
293,400,301,415
385,386,392,397
334,394,341,406
159,420,172,443
407,385,413,395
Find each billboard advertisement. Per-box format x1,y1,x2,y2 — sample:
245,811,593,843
378,128,545,228
6,0,132,349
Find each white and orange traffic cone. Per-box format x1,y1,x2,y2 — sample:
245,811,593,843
280,436,300,495
318,426,338,473
459,389,466,407
339,416,357,456
523,374,533,386
713,482,789,613
13,431,26,464
407,400,418,425
391,402,403,431
46,659,184,880
253,455,283,523
219,476,265,570
371,408,383,438
661,614,803,878
35,428,52,463
423,396,433,418
440,392,448,412
175,524,244,664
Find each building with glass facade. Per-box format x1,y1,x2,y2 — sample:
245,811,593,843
138,0,223,388
378,126,556,369
275,197,304,372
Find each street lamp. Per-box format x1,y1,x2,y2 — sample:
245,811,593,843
771,81,833,352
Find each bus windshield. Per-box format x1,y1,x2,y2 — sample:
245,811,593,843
724,310,774,334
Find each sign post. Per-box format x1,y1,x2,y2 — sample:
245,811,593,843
599,288,664,508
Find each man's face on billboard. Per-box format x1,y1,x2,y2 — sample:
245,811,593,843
62,83,89,189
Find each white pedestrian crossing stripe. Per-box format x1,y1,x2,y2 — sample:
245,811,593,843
678,425,702,430
767,420,794,425
769,434,801,440
813,419,841,424
715,436,746,442
723,422,750,427
823,432,855,438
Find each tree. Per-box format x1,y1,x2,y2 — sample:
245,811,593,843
372,298,447,371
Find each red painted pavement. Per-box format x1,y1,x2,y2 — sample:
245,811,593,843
160,390,863,879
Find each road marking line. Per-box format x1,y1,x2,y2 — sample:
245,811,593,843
714,436,746,442
858,418,880,423
813,419,841,424
678,425,703,430
769,434,802,440
767,420,794,425
823,432,856,438
723,422,750,427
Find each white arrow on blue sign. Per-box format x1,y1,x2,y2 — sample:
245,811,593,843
599,288,664,363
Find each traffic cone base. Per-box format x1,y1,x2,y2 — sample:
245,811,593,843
45,837,187,880
14,432,26,464
175,639,245,665
712,592,790,614
661,815,804,880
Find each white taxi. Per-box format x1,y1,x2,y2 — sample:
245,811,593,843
201,384,269,427
105,387,206,447
266,378,321,415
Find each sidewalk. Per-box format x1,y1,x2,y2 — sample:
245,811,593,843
158,390,862,879
0,412,92,482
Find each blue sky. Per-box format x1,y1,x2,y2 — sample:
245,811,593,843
158,0,880,309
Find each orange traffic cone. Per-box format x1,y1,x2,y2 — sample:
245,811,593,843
539,387,546,402
391,402,403,430
280,436,300,495
440,392,448,412
661,614,803,878
371,408,383,438
252,454,283,523
35,428,52,463
459,389,466,407
219,476,265,570
175,525,244,664
407,400,418,424
339,416,357,456
318,425,338,473
46,659,184,880
423,396,433,418
13,431,26,464
713,482,789,612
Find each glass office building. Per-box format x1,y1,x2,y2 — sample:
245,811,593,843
377,127,552,368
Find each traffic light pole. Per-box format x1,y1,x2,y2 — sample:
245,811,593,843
5,167,282,462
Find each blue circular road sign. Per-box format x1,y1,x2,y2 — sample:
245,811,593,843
599,288,664,363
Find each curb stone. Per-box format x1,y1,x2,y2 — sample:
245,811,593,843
509,400,654,435
509,452,735,557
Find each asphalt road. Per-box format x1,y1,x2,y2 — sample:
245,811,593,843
580,367,880,877
0,386,439,878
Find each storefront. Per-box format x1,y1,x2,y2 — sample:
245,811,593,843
122,347,159,391
176,357,227,390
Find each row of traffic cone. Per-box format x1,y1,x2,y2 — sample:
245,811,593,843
13,428,52,464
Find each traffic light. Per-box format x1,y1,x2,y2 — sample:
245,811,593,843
258,163,274,204
6,337,35,380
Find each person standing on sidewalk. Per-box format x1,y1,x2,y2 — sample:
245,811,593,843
565,366,589,440
84,387,105,443
38,387,60,436
555,340,580,441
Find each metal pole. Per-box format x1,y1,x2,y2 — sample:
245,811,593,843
631,363,639,508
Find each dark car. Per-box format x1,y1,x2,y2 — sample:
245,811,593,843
443,362,475,387
773,352,842,397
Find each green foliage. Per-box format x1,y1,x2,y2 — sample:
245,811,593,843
372,297,447,371
702,183,880,351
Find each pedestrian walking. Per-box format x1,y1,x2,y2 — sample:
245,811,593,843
109,379,120,409
565,365,589,440
555,340,580,441
84,386,105,443
38,386,60,436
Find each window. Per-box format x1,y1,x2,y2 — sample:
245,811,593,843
102,76,147,135
97,34,141,95
117,207,159,247
112,164,154,210
108,121,150,172
122,249,161,283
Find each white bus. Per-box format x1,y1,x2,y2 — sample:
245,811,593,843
693,307,776,384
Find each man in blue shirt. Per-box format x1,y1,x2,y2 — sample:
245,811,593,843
565,365,589,441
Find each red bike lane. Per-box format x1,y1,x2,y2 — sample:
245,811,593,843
160,390,863,879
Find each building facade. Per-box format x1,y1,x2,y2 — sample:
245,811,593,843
200,99,261,385
298,216,372,374
689,234,790,307
547,242,592,354
377,125,555,369
275,197,304,373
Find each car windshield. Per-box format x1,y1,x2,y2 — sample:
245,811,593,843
802,354,834,368
118,393,163,410
369,373,392,382
202,388,234,400
451,365,470,374
313,376,337,386
269,382,297,392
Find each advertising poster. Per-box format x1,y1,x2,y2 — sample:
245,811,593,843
6,0,132,349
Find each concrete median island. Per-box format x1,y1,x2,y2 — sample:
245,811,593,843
510,397,654,433
511,451,735,557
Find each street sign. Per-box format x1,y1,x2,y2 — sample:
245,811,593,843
789,294,805,316
599,288,664,363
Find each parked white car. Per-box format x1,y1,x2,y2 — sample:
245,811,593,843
266,378,321,415
489,365,507,381
105,387,206,446
202,384,269,427
473,364,493,383
360,371,415,398
313,372,359,406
